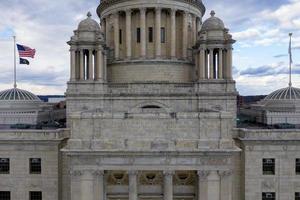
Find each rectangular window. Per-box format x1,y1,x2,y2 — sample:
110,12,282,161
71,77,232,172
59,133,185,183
0,191,10,200
30,191,42,200
161,27,165,43
262,192,276,200
30,158,41,174
296,192,300,200
296,159,300,175
119,29,122,44
0,158,9,174
136,28,141,43
263,158,275,175
148,27,153,43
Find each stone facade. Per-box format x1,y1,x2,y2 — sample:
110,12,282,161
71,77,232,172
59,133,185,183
0,1,300,200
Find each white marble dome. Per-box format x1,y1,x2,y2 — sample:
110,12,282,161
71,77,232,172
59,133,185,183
201,10,225,31
78,12,100,32
0,87,41,102
264,86,300,101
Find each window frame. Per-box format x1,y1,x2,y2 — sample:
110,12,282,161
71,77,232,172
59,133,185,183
262,192,276,200
30,191,42,200
296,159,300,175
0,158,9,174
29,158,41,174
148,27,153,43
161,27,166,43
136,28,141,43
0,191,10,200
119,29,122,44
263,158,275,175
296,192,300,200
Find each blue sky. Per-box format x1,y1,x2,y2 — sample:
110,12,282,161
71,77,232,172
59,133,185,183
0,0,299,95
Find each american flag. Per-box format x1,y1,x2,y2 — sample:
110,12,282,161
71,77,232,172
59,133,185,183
17,44,36,58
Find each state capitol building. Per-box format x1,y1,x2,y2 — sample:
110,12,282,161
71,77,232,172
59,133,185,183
0,0,300,200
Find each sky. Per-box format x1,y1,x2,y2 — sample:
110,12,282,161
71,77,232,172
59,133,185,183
0,0,299,95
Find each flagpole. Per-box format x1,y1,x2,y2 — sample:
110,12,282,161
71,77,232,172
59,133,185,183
289,33,292,88
13,36,17,89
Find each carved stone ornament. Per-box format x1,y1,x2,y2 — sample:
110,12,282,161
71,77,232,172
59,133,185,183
139,171,163,185
174,171,196,185
197,170,210,179
70,170,82,177
93,170,105,176
107,171,128,185
218,170,233,178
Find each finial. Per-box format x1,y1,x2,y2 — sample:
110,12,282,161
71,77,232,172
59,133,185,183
289,33,293,37
210,10,216,17
87,12,92,18
288,32,293,88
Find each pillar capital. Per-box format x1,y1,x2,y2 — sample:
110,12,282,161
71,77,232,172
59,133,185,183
218,170,232,178
170,8,177,15
163,170,175,176
155,7,162,12
140,7,146,14
128,170,139,176
93,170,105,177
197,170,210,179
125,8,132,14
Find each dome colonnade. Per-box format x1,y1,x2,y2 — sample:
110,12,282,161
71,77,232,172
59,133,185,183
68,12,107,82
97,0,205,62
194,11,235,81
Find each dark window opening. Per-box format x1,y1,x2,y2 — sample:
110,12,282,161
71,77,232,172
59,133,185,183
161,27,165,43
296,192,300,200
262,192,275,200
148,27,153,43
137,28,141,43
263,158,275,175
30,158,41,174
30,191,42,200
0,191,10,200
142,105,161,109
0,158,9,174
119,29,122,44
296,159,300,175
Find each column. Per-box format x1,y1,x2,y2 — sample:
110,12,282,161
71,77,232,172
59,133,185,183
93,170,105,200
226,48,233,79
196,17,200,38
70,170,82,200
79,50,84,80
197,171,210,200
182,11,188,59
199,49,205,80
126,9,132,59
103,53,107,81
114,12,119,60
129,171,138,200
219,170,233,200
70,50,76,81
218,49,223,79
88,50,93,80
81,170,94,200
170,9,176,59
209,49,214,79
140,8,146,58
207,171,220,200
205,50,208,79
193,15,197,44
155,7,161,59
163,171,174,200
96,50,104,80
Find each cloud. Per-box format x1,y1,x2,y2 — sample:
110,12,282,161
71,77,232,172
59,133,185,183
0,0,99,95
274,54,288,58
239,62,300,77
